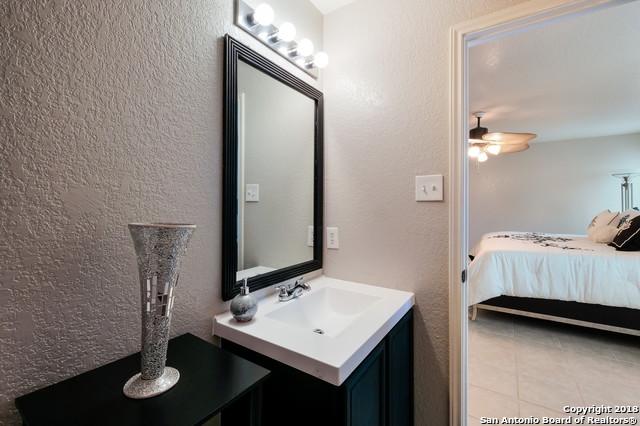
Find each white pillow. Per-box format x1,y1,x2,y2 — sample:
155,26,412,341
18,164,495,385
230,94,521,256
589,225,619,243
587,210,620,243
587,210,619,231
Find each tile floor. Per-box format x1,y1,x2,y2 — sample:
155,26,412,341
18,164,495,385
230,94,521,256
469,309,640,425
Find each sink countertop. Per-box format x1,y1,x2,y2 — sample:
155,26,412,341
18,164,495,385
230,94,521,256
213,276,414,386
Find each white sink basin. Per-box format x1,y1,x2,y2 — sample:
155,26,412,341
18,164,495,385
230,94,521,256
213,276,414,385
266,287,382,337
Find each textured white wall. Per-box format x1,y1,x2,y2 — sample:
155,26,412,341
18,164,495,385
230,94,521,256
0,1,320,423
469,133,640,246
322,0,527,424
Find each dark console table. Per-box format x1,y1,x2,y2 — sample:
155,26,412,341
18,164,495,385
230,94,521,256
15,333,270,426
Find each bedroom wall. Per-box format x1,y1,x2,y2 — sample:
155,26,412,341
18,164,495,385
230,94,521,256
0,1,319,423
469,133,640,246
322,0,528,424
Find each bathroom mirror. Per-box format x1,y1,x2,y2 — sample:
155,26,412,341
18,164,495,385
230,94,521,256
222,35,323,300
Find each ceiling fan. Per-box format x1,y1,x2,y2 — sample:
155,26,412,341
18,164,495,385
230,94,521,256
468,112,537,162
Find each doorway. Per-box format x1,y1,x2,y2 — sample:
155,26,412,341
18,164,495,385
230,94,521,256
449,1,639,424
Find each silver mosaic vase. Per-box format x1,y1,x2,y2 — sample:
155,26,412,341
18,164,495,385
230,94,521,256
123,223,196,399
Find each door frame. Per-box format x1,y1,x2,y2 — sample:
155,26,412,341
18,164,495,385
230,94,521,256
448,0,635,424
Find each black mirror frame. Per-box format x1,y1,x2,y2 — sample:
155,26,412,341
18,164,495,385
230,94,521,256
222,35,324,301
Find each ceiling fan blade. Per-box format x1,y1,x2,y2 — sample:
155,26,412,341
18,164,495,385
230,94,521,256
482,132,537,144
500,143,530,153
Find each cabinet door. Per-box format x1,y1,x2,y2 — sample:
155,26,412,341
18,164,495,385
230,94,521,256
345,342,386,426
386,310,414,426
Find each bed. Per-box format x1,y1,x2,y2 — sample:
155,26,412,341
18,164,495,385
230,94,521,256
469,232,640,335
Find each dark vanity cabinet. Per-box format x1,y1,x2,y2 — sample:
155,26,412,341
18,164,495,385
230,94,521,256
346,342,386,426
221,309,413,426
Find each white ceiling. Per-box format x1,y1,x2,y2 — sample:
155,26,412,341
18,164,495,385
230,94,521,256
469,1,640,143
309,0,358,14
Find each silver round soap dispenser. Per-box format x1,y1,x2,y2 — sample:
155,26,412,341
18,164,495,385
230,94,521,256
230,278,257,322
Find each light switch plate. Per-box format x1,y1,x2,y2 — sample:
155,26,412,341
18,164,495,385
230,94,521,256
415,175,444,201
246,184,259,202
307,225,314,247
327,227,339,249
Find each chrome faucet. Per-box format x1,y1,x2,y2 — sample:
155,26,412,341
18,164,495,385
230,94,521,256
275,277,311,302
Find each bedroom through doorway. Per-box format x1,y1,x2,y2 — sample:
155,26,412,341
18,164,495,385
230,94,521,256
465,1,640,422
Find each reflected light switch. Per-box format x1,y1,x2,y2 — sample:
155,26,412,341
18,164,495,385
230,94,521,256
415,175,443,201
246,184,259,202
307,225,314,247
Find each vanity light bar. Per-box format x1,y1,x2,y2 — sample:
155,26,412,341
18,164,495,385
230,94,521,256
235,0,329,78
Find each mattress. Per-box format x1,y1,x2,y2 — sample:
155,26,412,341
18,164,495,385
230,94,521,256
468,232,640,309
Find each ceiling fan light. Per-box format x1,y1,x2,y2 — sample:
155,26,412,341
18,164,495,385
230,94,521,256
468,112,535,157
486,144,502,155
468,145,481,158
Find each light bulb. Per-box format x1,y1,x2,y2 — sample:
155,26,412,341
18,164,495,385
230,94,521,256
468,145,481,158
314,52,329,68
278,22,296,42
297,38,314,57
478,151,489,162
252,3,274,26
486,144,502,155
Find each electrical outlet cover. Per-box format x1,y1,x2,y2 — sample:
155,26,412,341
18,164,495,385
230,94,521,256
327,227,339,249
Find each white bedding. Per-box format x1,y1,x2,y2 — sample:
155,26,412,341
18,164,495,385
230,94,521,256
469,232,640,309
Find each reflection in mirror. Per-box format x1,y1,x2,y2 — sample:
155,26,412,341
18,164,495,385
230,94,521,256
236,60,315,282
